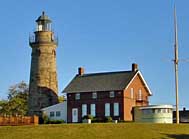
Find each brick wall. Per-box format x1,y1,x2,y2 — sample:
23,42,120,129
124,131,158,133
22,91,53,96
123,74,149,121
67,91,123,123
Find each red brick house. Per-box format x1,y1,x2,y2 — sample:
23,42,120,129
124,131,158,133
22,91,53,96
63,64,152,123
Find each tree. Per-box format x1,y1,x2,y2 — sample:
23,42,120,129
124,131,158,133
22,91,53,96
0,81,29,116
58,95,66,103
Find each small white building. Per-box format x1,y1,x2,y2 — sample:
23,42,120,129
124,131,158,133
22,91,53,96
134,105,173,123
41,101,67,122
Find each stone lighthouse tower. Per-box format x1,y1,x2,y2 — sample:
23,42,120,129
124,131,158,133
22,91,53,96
28,12,58,116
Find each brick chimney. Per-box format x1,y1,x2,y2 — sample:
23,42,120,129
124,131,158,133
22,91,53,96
78,67,84,75
132,63,138,72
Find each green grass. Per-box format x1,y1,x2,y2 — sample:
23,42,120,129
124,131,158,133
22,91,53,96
0,123,189,139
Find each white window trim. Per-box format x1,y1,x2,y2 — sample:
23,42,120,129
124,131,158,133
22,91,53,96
82,104,87,117
109,91,115,98
92,92,97,99
75,93,80,100
90,104,96,117
114,103,119,116
105,103,110,116
56,111,61,117
50,111,55,117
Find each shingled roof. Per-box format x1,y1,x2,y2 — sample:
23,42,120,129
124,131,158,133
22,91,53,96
63,70,138,93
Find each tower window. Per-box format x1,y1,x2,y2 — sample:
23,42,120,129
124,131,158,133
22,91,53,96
52,50,56,56
35,49,41,56
38,24,43,31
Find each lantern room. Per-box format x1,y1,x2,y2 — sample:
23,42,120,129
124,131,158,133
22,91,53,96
36,11,52,32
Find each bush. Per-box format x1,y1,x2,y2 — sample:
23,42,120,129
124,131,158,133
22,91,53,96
104,116,112,122
42,113,50,124
48,120,65,124
82,114,93,120
91,117,104,123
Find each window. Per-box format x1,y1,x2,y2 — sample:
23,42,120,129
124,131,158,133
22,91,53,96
92,92,97,99
130,88,134,99
114,103,119,116
75,93,80,100
109,91,115,98
82,104,87,117
50,111,54,117
38,24,42,31
138,89,142,100
142,109,152,115
168,109,172,113
90,104,96,116
105,103,110,116
56,111,61,117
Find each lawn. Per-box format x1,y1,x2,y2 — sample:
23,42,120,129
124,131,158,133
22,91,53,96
0,123,189,139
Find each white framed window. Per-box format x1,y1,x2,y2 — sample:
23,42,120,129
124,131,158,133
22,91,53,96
92,92,97,99
82,104,87,117
90,104,96,116
114,103,119,116
56,111,61,117
130,88,134,99
105,103,110,116
50,111,54,117
75,93,80,100
109,91,115,98
138,89,142,100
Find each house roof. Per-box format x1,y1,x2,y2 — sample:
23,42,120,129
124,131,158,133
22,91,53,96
41,101,67,111
63,69,152,95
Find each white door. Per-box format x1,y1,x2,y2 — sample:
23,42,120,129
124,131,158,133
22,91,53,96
72,108,78,123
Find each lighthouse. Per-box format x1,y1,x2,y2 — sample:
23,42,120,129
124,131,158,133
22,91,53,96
28,12,58,116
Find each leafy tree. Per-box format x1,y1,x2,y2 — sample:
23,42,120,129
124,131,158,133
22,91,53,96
0,81,29,116
58,95,66,103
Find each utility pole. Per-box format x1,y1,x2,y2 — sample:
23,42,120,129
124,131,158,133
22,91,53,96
174,5,179,124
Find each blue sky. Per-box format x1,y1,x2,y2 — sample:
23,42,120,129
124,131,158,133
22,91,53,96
0,0,189,109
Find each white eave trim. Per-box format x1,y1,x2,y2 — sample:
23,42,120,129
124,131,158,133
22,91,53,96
124,71,152,95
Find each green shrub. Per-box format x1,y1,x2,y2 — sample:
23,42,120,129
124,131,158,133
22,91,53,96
92,117,104,123
104,116,112,122
82,114,93,120
48,120,65,124
42,113,65,124
42,113,50,124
